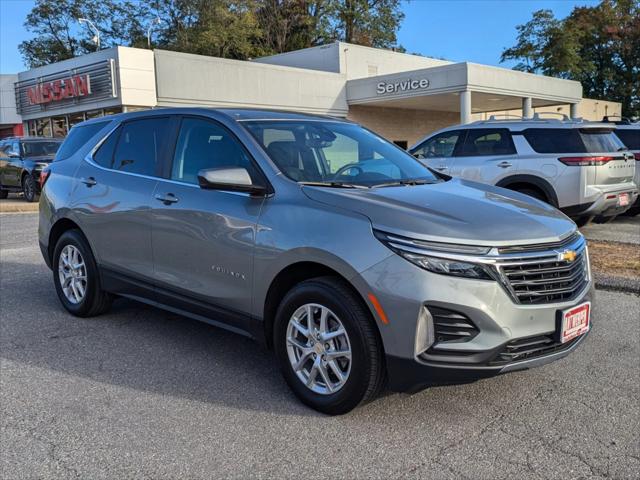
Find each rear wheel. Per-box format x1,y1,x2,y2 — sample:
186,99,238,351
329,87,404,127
274,277,385,415
22,174,38,202
53,230,112,317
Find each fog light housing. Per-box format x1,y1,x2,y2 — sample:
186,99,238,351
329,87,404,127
415,306,435,356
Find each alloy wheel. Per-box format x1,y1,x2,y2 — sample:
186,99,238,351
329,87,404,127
286,303,352,395
58,245,87,304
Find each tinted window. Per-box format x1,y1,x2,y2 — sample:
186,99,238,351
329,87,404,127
411,131,461,158
21,141,61,157
524,128,625,153
245,121,440,187
614,129,640,150
93,127,120,168
458,129,515,156
113,118,171,176
171,117,257,185
55,122,109,161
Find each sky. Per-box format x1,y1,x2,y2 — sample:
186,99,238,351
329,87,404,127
0,0,602,74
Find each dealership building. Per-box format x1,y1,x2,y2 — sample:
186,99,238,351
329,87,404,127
4,42,621,146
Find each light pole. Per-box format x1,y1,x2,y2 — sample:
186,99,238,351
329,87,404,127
147,17,162,49
78,18,101,51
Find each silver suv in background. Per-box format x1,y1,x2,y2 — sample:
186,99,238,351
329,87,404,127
410,116,638,225
603,117,640,216
40,109,593,414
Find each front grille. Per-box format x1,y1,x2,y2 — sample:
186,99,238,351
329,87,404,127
428,306,479,343
498,232,580,254
499,248,589,305
489,334,580,365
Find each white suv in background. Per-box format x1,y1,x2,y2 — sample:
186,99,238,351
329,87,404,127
603,117,639,216
409,116,638,225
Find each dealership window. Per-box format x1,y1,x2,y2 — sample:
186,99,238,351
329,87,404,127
68,112,86,128
85,109,104,120
52,116,68,137
104,107,123,117
34,118,52,137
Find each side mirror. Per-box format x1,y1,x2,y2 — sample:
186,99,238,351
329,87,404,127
197,167,267,196
8,152,20,158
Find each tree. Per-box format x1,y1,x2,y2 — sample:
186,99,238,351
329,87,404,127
327,0,404,48
19,0,147,67
501,0,640,118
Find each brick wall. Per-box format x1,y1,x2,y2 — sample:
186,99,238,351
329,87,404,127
346,105,459,147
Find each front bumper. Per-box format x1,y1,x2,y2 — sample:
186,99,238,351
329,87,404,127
355,248,594,392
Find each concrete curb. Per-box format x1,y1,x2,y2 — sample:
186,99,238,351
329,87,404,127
0,201,40,214
594,273,640,295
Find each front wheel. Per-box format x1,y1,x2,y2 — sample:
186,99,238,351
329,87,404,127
274,277,385,415
22,174,38,202
52,230,112,317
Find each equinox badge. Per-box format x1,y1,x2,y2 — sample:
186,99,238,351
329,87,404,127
558,249,578,263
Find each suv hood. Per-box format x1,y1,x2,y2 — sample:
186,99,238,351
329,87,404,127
302,179,576,247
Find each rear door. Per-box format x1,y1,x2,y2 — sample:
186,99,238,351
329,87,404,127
71,117,175,286
448,128,518,184
4,141,23,187
410,130,463,175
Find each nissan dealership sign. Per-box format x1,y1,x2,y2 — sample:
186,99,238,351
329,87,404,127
26,75,92,105
376,78,429,95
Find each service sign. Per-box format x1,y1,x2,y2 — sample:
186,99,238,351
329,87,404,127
376,78,429,95
27,75,92,105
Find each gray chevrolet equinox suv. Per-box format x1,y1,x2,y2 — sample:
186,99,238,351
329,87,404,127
40,108,593,414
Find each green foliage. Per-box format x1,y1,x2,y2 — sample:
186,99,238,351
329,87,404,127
501,0,640,117
19,0,405,66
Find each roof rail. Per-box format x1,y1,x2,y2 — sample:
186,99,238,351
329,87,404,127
602,115,633,125
487,114,523,121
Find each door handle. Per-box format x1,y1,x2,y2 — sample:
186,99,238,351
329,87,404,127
497,161,513,168
80,177,97,187
434,166,448,172
154,193,179,205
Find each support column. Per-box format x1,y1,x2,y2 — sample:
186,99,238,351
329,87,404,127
460,90,472,124
569,103,579,119
522,97,533,119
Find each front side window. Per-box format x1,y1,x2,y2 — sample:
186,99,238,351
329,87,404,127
458,129,516,156
113,118,171,176
244,120,441,187
56,121,109,161
411,131,461,159
171,117,257,185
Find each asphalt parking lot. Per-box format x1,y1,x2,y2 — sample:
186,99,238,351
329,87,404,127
1,213,639,479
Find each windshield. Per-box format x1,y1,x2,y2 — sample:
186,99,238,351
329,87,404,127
243,120,441,187
21,141,61,156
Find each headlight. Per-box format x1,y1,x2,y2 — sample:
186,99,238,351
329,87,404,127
374,230,495,280
399,252,493,279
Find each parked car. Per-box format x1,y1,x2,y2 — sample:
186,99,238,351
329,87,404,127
39,108,593,414
0,137,63,202
409,116,638,226
602,116,639,216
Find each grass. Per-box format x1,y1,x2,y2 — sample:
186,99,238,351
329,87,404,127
587,240,640,280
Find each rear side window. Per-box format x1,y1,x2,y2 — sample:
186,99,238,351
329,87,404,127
458,129,515,156
614,129,640,150
55,121,109,161
113,118,172,176
93,127,120,168
524,128,625,153
411,130,461,158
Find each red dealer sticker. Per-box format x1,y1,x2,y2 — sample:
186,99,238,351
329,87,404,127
560,302,590,344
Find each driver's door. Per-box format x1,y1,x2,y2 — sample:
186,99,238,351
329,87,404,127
410,130,464,176
150,116,266,329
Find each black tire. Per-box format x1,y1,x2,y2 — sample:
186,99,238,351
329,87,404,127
274,276,385,415
22,174,38,202
573,215,593,228
622,206,639,216
0,189,7,199
52,230,112,317
593,215,616,224
514,187,547,204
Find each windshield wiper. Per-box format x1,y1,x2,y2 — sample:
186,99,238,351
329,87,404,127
299,181,369,189
371,179,437,188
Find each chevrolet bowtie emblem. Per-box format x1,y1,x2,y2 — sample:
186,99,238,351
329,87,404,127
558,249,577,262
